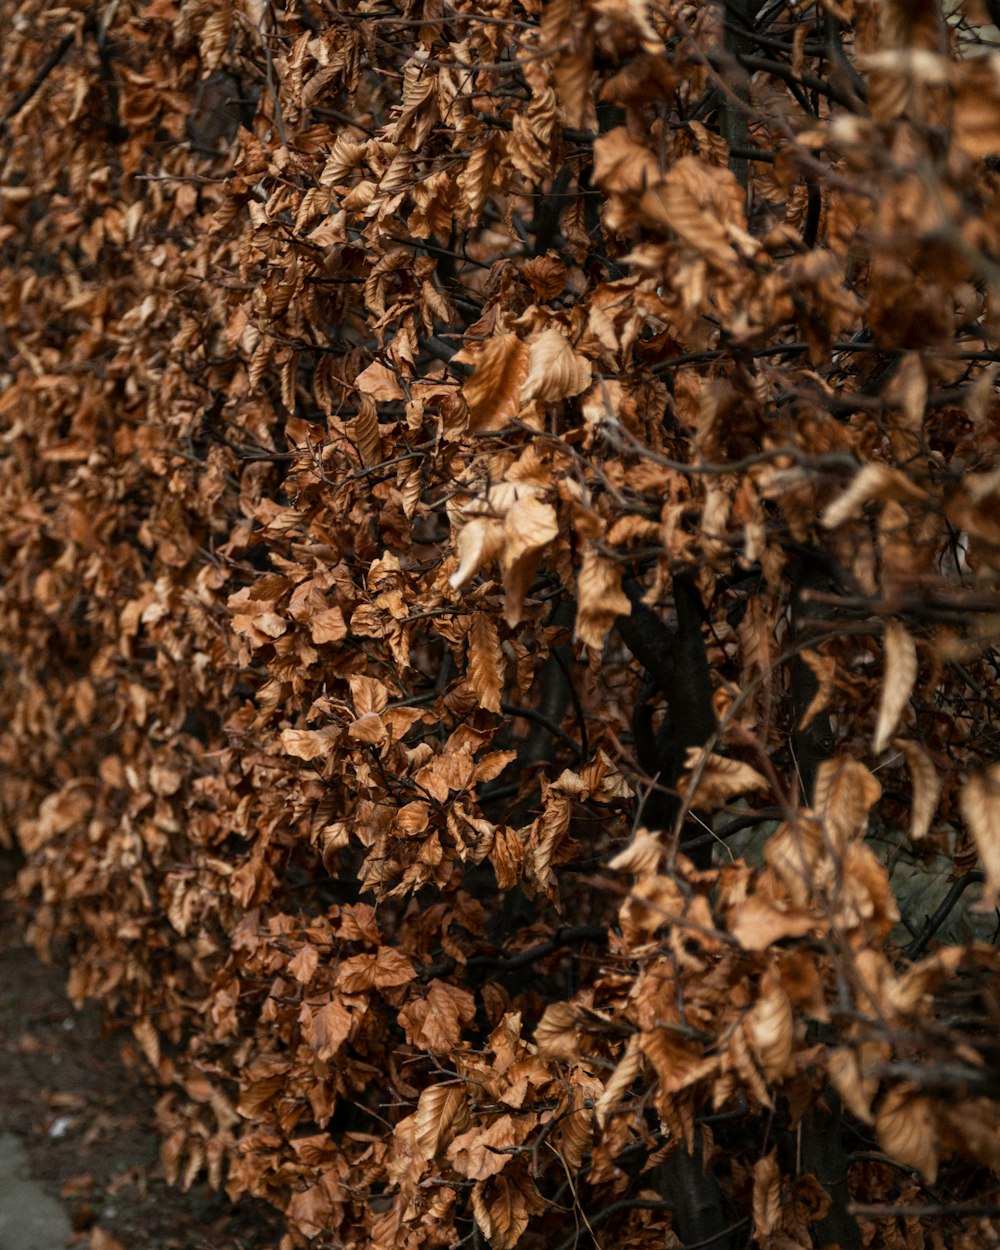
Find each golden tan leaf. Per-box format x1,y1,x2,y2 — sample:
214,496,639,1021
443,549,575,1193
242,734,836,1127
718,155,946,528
394,800,430,837
683,749,769,809
592,126,662,194
413,1084,471,1162
355,359,405,401
730,1020,772,1108
574,547,632,649
553,1084,593,1170
520,327,592,405
133,1018,160,1071
888,947,964,1017
347,712,387,745
449,517,506,593
607,826,664,876
534,1002,581,1061
752,1150,782,1240
499,495,560,626
457,137,502,221
730,895,819,951
470,1163,546,1250
287,942,319,984
553,38,594,131
959,763,1000,903
490,825,526,891
748,968,794,1082
820,463,925,529
281,726,339,761
354,393,382,468
319,133,368,187
639,157,748,271
448,1113,521,1180
764,819,825,907
873,623,918,754
509,84,558,186
640,1029,719,1094
813,756,881,848
336,949,416,993
398,979,476,1053
797,649,838,732
461,333,530,432
595,1033,642,1127
828,1043,886,1126
893,738,941,841
309,605,348,645
198,1,233,74
301,998,352,1061
468,612,504,713
876,1085,939,1182
391,58,439,151
350,674,390,715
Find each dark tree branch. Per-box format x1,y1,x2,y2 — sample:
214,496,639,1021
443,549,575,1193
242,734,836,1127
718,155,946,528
905,871,986,960
0,29,76,135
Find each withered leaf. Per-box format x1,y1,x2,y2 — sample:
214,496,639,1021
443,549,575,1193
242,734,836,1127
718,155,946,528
461,334,530,432
959,763,1000,904
873,622,917,754
876,1085,939,1183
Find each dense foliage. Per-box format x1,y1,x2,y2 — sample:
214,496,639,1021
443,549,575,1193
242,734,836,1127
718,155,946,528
4,1,1000,1247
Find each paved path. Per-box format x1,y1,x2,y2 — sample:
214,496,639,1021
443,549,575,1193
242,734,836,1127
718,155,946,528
0,1133,72,1250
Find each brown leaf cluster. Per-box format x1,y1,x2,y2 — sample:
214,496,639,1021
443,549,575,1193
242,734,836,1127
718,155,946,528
4,2,1000,1249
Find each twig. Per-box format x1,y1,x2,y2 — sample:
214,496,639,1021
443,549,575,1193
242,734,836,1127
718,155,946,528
0,29,76,134
850,1202,1000,1219
550,1200,748,1250
502,702,586,760
905,871,985,959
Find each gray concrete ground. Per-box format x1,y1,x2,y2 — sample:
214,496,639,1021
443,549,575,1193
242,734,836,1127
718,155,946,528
0,1133,72,1250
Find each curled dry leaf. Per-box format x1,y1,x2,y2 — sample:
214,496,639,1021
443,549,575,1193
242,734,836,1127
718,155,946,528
574,547,632,649
797,649,838,732
520,327,592,404
820,463,926,529
412,1084,471,1161
812,756,881,848
752,1150,782,1240
873,622,917,754
959,763,1000,904
893,737,941,842
729,895,819,951
828,1044,884,1126
682,749,770,809
888,947,964,1017
595,1034,642,1128
748,968,794,1082
876,1084,939,1182
470,1163,546,1250
534,1001,582,1060
460,334,530,432
468,612,504,713
354,394,382,468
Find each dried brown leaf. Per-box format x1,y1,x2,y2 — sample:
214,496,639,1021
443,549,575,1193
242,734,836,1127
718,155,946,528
959,763,1000,903
752,1150,782,1240
893,738,941,841
812,756,881,848
748,968,794,1082
595,1034,642,1127
873,623,917,754
876,1084,939,1182
461,334,530,432
468,612,504,713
